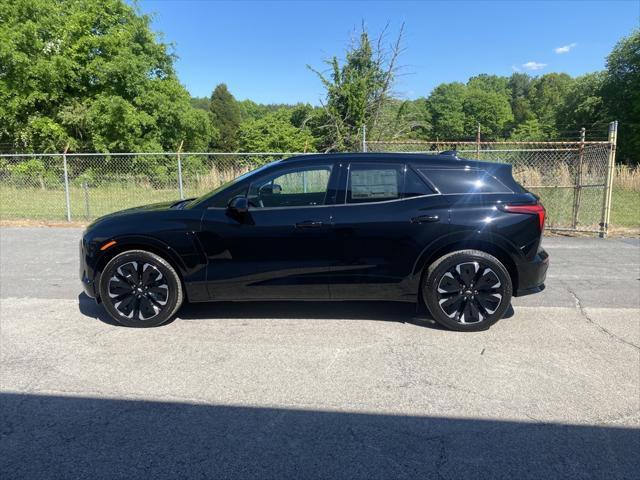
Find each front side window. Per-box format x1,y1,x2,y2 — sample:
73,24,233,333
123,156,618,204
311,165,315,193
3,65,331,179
248,165,333,208
347,164,403,203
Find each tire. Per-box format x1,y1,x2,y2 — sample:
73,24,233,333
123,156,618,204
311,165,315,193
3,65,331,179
423,250,512,332
98,250,183,328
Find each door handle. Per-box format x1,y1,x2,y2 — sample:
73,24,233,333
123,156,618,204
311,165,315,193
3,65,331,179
295,220,324,229
410,215,439,224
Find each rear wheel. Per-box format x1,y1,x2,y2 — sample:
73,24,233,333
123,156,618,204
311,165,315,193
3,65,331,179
423,250,512,331
99,250,183,327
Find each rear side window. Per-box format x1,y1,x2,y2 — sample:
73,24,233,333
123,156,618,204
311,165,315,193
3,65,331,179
419,168,511,194
404,168,434,198
347,164,402,203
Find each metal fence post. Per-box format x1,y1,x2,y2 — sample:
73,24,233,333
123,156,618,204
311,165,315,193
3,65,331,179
176,141,184,200
83,182,91,219
571,127,586,229
599,121,618,238
62,146,71,222
362,125,367,152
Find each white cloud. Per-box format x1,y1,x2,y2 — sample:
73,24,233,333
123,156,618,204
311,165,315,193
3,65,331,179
511,65,521,72
554,42,577,54
522,61,547,71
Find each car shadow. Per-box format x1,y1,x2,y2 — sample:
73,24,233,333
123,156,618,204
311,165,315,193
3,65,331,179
78,292,515,329
3,392,638,479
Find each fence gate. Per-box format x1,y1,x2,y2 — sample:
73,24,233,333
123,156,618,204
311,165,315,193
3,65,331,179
364,122,618,236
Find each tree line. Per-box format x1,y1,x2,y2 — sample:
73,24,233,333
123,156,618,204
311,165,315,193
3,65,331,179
0,0,637,165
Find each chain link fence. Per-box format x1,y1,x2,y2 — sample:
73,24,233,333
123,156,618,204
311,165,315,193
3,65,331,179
0,123,619,236
0,153,303,222
365,123,618,236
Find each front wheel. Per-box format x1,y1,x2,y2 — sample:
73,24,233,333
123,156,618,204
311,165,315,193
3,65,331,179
99,250,183,327
423,250,512,331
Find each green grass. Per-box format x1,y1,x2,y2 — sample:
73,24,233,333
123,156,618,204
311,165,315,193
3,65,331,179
609,189,640,229
1,184,638,230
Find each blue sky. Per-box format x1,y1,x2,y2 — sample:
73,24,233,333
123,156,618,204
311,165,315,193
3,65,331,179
135,0,639,104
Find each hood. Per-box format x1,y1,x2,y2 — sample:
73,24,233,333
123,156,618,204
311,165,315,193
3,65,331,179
86,199,182,230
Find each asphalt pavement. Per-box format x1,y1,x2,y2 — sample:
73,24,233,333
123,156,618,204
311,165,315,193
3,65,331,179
1,227,639,479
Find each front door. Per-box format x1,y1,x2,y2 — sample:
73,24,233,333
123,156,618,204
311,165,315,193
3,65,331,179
199,162,338,300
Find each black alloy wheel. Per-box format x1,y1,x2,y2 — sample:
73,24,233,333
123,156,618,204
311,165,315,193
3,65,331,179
99,250,183,327
424,250,512,331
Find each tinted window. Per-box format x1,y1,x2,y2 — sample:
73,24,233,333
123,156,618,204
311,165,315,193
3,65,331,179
249,165,333,208
419,168,511,194
404,167,434,197
347,164,402,203
210,184,249,208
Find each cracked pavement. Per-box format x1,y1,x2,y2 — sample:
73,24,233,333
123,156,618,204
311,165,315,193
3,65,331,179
1,228,639,479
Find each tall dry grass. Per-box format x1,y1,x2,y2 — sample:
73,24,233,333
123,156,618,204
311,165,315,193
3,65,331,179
512,164,640,191
613,165,640,190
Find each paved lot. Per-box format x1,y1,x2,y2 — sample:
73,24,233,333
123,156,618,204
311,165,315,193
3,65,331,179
1,227,639,479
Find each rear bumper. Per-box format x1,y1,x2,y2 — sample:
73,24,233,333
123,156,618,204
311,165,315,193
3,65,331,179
513,247,549,297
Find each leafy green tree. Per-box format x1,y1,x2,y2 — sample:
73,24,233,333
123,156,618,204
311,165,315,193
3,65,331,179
467,74,510,97
427,82,467,139
309,25,404,151
601,29,639,163
463,84,513,140
508,73,536,126
209,83,241,151
556,72,606,133
0,0,210,157
237,110,316,152
371,98,431,140
510,118,544,141
528,73,574,137
190,97,210,111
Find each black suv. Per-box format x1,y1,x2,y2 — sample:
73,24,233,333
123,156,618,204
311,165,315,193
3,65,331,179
80,152,548,331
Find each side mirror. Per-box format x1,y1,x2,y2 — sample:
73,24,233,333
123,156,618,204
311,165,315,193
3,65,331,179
228,196,248,214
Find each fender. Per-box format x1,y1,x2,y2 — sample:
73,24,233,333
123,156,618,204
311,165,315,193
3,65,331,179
406,229,523,295
93,233,209,301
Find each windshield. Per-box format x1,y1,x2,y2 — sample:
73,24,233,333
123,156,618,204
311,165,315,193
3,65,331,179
187,159,282,208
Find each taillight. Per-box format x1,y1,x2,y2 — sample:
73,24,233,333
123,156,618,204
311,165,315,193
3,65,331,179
503,203,546,231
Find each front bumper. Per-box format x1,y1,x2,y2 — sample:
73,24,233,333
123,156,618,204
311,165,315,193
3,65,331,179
513,247,549,297
80,238,98,299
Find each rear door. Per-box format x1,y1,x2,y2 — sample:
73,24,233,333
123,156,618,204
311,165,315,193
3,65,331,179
329,161,450,300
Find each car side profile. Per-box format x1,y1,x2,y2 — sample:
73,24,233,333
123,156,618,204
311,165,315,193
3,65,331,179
80,152,548,331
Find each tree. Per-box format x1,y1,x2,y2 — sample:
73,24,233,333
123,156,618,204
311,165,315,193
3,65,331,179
0,0,209,155
556,72,606,133
601,29,639,163
209,83,241,151
371,98,431,140
528,73,574,137
463,77,513,139
467,74,510,97
237,110,316,152
309,24,404,151
508,73,535,126
510,118,544,141
426,82,468,139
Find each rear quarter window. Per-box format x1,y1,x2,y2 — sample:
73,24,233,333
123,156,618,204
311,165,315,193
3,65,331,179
418,168,512,194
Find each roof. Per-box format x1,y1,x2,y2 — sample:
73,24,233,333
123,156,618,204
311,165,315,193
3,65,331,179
282,152,506,171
